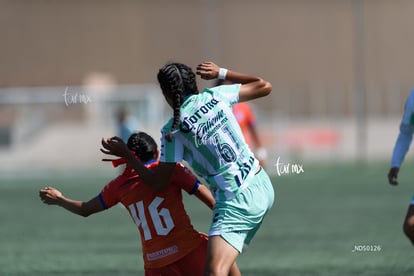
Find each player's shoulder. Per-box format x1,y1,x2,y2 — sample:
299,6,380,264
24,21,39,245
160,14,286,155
174,162,186,170
104,171,135,191
146,160,159,169
161,118,174,133
404,89,414,109
408,89,414,100
145,160,186,179
172,162,195,178
205,84,240,95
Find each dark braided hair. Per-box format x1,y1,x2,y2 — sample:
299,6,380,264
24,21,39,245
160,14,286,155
157,62,199,141
127,132,158,163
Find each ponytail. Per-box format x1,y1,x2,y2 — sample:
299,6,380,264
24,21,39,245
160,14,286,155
157,62,198,141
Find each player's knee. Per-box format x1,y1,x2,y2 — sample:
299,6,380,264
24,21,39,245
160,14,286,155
403,216,414,242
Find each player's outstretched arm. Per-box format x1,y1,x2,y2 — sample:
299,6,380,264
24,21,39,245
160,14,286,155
101,137,175,191
196,61,272,102
39,187,104,217
194,184,216,210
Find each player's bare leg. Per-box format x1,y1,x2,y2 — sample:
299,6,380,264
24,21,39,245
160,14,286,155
403,204,414,245
205,235,239,276
229,262,241,276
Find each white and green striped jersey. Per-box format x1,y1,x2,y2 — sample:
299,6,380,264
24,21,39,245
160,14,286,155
160,84,259,202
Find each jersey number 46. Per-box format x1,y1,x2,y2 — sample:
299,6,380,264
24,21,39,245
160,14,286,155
128,196,174,241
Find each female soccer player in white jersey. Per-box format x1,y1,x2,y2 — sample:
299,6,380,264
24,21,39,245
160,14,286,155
101,61,275,275
388,89,414,245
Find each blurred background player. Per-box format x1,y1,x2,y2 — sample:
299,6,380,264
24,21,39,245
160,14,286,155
216,80,267,167
388,88,414,245
117,106,139,142
232,101,267,167
39,131,240,275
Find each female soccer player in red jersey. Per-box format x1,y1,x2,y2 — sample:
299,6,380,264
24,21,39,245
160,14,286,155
39,132,240,276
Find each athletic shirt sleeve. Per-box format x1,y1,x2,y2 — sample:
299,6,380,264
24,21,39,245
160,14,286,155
208,84,241,106
391,89,414,168
172,163,200,195
99,175,125,209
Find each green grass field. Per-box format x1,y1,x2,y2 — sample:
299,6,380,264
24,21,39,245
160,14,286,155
1,161,414,275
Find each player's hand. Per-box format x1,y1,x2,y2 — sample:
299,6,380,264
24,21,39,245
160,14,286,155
388,167,399,186
100,136,129,158
196,61,220,80
39,187,62,205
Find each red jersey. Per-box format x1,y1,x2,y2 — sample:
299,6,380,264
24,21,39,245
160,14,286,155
232,102,256,145
99,160,204,269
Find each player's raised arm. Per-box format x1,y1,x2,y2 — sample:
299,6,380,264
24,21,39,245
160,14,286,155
39,187,104,217
196,61,272,102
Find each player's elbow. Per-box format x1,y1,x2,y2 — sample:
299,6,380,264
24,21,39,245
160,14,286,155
257,78,272,97
239,79,272,102
262,79,272,96
79,210,92,217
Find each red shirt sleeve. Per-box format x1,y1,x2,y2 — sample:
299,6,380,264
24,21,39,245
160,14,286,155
171,163,200,195
99,175,126,209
